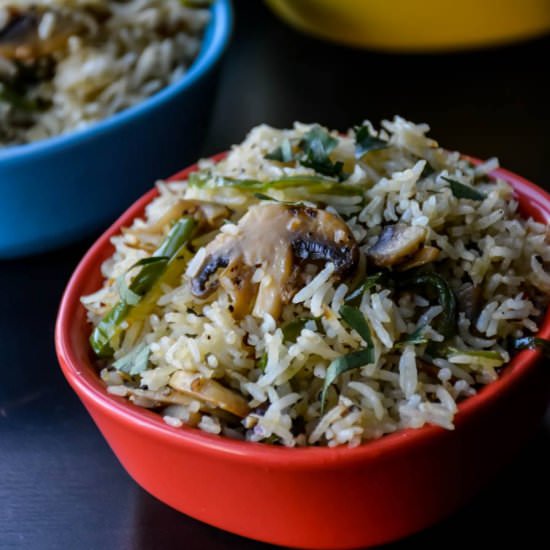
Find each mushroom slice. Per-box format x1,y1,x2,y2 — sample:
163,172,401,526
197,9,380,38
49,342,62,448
190,203,359,319
125,387,196,408
0,8,87,61
218,260,257,319
127,199,231,236
368,224,427,268
169,371,250,418
125,388,202,426
398,245,440,271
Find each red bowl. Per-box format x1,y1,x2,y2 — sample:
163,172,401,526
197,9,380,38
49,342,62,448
55,156,550,549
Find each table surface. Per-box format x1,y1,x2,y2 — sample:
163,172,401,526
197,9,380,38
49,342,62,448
1,2,549,549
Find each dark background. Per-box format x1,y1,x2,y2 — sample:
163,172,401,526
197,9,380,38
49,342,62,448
1,1,549,548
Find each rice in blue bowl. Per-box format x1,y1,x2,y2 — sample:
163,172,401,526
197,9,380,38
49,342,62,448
0,0,232,258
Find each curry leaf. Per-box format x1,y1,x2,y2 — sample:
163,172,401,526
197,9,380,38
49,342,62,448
281,317,323,342
282,318,310,342
339,305,374,349
320,306,375,413
298,125,346,180
320,349,373,414
399,272,457,339
420,162,436,178
354,124,388,159
345,272,385,306
395,324,429,348
442,176,486,201
267,126,347,179
300,157,346,180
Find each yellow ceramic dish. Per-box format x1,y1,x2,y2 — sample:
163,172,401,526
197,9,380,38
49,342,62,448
265,0,550,51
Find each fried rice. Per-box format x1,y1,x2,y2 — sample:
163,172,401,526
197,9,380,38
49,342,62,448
82,116,550,447
0,0,209,145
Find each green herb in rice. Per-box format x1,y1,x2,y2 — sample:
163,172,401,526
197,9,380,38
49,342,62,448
442,176,487,201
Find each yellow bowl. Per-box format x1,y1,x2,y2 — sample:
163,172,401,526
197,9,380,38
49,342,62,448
265,0,550,51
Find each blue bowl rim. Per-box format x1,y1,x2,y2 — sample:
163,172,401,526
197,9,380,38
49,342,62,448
0,0,233,164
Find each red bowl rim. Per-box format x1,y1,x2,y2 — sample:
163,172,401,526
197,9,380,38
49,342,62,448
55,154,550,469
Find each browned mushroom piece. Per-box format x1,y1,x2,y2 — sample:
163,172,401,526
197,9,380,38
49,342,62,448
0,7,87,61
368,224,428,268
127,199,231,236
190,203,359,319
125,386,195,407
398,245,440,271
124,387,201,425
169,371,250,418
123,378,248,420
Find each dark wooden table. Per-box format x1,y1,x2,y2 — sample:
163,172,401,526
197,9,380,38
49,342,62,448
1,2,549,548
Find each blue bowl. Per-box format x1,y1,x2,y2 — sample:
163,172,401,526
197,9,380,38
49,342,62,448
0,0,232,259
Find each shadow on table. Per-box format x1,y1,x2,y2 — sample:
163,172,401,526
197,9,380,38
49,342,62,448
0,236,95,404
132,489,272,550
131,416,550,550
391,417,550,548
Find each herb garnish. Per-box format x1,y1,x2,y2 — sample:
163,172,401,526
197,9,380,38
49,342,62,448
339,305,375,348
299,125,346,179
282,317,322,342
265,124,388,177
345,272,385,306
264,125,347,180
90,217,195,357
320,305,374,413
258,318,321,372
354,124,388,158
420,162,436,178
442,176,486,201
395,324,429,348
398,272,457,339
